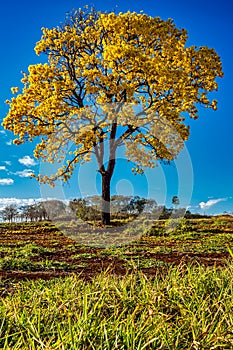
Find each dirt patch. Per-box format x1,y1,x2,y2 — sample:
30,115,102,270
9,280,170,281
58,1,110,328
0,222,231,282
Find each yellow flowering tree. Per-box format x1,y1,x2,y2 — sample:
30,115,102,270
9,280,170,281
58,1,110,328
3,7,223,224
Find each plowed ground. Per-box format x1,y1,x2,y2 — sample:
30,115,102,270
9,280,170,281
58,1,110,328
0,216,232,288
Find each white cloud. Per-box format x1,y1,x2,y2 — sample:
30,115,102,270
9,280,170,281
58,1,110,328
4,161,11,166
186,205,199,210
0,198,38,211
15,169,34,178
0,130,6,135
0,178,14,186
18,156,37,167
0,197,68,211
199,198,227,210
6,140,12,146
0,166,7,171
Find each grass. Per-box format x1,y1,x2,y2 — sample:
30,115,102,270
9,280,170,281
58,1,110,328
0,243,78,272
0,264,233,349
0,216,233,348
0,255,78,272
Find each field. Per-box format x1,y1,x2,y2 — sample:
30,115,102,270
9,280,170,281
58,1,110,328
0,216,233,349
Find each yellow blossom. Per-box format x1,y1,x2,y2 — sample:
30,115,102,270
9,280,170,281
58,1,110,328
2,6,223,192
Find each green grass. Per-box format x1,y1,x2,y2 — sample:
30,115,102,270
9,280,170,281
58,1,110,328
0,263,233,349
0,255,78,272
0,217,233,348
0,243,78,272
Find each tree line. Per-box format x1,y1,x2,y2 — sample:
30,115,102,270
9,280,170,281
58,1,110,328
0,200,64,223
0,196,197,223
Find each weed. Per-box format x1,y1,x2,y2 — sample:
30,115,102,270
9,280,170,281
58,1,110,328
0,265,233,348
71,253,96,259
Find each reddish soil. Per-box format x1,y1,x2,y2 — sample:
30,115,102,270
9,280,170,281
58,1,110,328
0,222,231,284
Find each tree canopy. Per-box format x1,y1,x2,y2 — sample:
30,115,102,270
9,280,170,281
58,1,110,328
3,7,223,224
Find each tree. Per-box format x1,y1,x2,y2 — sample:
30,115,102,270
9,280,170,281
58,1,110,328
172,195,180,208
144,199,157,214
69,198,89,221
20,203,48,221
1,205,18,222
111,195,132,219
42,200,67,220
20,204,37,222
3,7,223,225
127,196,147,215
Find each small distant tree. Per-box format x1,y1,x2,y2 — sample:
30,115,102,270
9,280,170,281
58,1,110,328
111,195,130,219
127,196,147,215
184,209,192,219
172,196,180,209
1,205,18,222
144,199,157,213
112,195,156,218
69,199,88,221
159,206,172,219
3,6,223,225
21,204,37,221
42,200,67,220
37,203,49,221
21,203,48,221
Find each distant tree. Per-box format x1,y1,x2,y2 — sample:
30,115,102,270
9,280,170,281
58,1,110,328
87,196,103,223
172,196,180,208
69,198,80,215
127,196,147,215
158,206,172,219
69,195,156,222
21,203,48,221
42,200,67,220
112,195,156,218
143,199,157,215
1,205,18,222
21,204,37,221
111,195,132,219
3,6,223,225
184,209,192,219
69,199,88,221
37,203,49,221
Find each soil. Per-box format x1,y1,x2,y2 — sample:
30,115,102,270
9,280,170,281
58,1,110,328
0,221,231,283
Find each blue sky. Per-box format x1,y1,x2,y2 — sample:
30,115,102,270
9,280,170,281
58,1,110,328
0,0,232,215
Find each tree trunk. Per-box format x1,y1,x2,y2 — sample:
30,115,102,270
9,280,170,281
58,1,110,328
102,173,111,225
97,121,117,225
